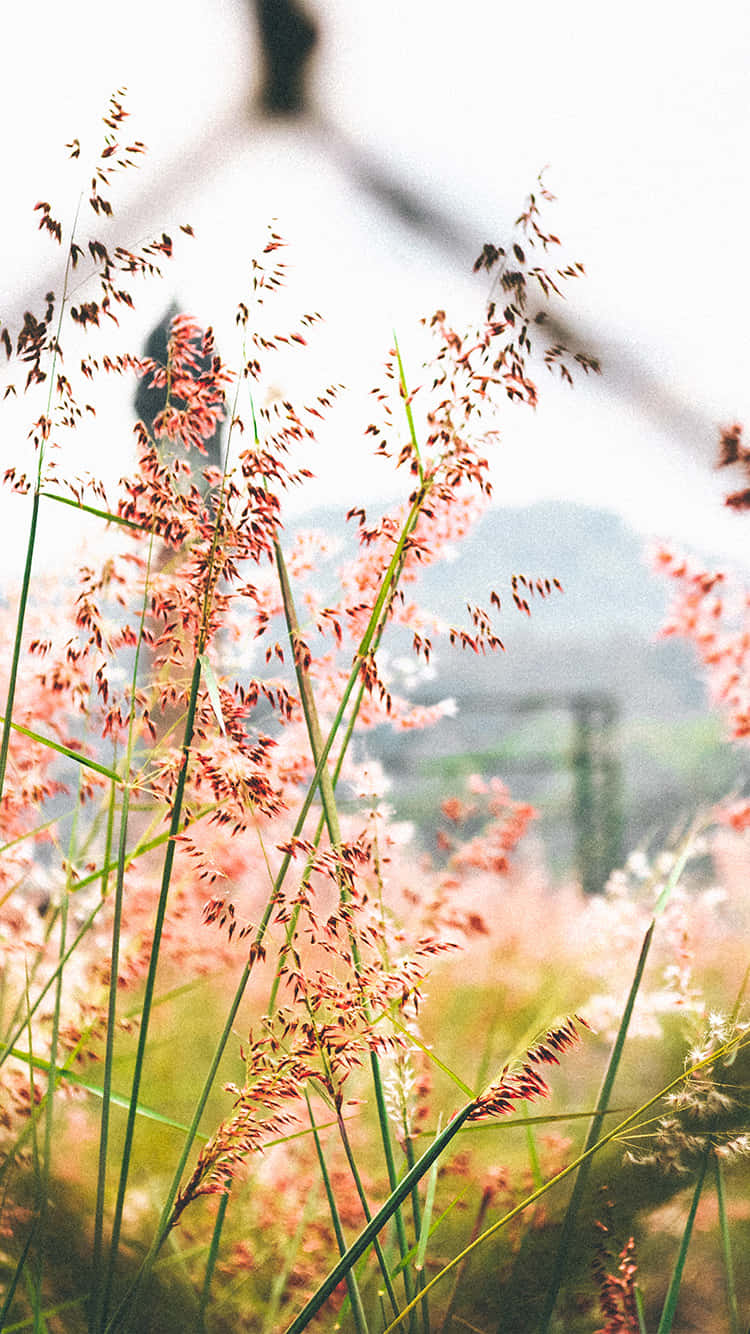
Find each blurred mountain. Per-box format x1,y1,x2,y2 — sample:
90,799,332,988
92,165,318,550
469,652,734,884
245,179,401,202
293,498,706,708
291,499,746,882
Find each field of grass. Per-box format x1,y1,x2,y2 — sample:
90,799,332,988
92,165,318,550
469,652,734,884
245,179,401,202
1,96,750,1334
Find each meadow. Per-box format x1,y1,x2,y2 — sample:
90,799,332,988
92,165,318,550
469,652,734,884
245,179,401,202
2,94,750,1333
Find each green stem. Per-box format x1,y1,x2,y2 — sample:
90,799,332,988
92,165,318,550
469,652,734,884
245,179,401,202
393,333,424,485
336,1108,401,1320
403,1133,425,1334
36,874,68,1325
198,1188,230,1330
89,779,119,1332
101,654,203,1319
0,189,83,806
0,491,40,805
714,1153,740,1334
656,1143,711,1334
370,1051,417,1315
308,1095,369,1334
537,919,655,1332
285,1100,477,1332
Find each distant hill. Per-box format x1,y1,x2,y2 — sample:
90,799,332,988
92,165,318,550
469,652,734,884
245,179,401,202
290,500,746,884
405,500,670,638
290,498,705,710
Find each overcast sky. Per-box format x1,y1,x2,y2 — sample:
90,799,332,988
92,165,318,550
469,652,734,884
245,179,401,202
2,0,750,579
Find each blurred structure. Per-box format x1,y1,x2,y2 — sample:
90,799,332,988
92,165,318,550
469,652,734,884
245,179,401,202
253,0,318,114
487,690,625,894
1,0,725,465
135,305,224,478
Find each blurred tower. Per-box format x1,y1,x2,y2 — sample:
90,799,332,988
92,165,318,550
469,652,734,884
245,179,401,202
134,304,224,480
252,0,318,115
570,692,625,895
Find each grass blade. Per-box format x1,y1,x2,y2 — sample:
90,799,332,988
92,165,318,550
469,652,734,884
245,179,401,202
538,820,701,1332
655,1143,711,1334
198,653,227,736
714,1153,740,1334
0,716,122,785
40,491,151,532
536,919,655,1332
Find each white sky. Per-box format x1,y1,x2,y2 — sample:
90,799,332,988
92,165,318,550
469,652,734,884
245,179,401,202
2,0,750,582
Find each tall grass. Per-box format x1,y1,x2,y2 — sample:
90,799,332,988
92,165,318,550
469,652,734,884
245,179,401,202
1,96,749,1334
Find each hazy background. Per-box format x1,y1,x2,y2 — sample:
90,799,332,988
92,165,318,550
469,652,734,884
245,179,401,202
2,0,749,558
2,0,749,883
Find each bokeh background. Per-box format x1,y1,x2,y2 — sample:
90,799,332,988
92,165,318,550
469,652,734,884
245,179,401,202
2,0,749,886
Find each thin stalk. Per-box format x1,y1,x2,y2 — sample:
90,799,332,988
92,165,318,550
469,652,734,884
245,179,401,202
404,1132,429,1334
655,1143,711,1334
0,191,83,806
89,791,131,1334
538,823,699,1333
714,1152,740,1334
370,1051,417,1316
88,777,117,1317
635,1286,648,1334
36,871,68,1323
101,650,203,1319
393,333,424,485
35,768,82,1329
521,1102,543,1193
91,535,154,1334
22,970,44,1333
335,1108,401,1320
0,490,41,804
285,1099,477,1333
305,1094,369,1334
275,536,416,1318
197,1188,230,1331
24,1261,47,1334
